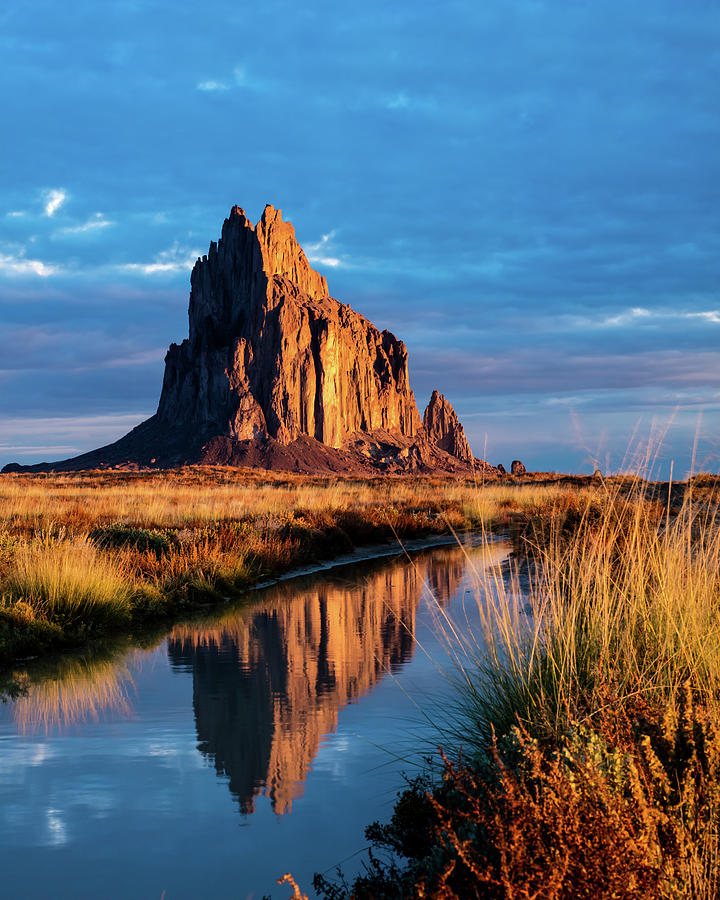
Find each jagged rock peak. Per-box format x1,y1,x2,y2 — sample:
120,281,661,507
422,390,473,462
159,204,422,450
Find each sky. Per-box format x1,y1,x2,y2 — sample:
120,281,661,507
1,0,719,475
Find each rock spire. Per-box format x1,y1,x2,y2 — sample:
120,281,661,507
3,204,501,475
158,204,422,449
422,391,473,463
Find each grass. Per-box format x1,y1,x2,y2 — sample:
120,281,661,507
0,466,598,666
464,485,720,743
4,537,132,629
315,476,720,899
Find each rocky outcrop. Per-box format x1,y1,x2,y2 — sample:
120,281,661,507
422,391,472,463
157,205,421,449
511,460,527,476
3,204,503,475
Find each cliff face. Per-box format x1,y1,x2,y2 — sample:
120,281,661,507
157,205,421,449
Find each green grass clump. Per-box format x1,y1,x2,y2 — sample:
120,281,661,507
461,490,720,745
90,523,176,557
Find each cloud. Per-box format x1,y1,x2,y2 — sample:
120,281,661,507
56,213,115,235
43,188,68,218
0,413,150,464
0,249,60,277
592,307,720,329
305,230,345,269
196,64,264,94
382,91,435,112
120,243,200,275
687,310,720,325
196,80,230,92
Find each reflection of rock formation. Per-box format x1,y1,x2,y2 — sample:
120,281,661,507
168,557,435,815
424,548,467,608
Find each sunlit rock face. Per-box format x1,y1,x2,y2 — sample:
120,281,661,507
2,204,498,474
158,204,422,449
422,390,473,463
167,553,466,816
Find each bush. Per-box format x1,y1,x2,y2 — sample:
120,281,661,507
90,523,176,558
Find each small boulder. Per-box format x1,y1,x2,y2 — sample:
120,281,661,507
496,463,507,475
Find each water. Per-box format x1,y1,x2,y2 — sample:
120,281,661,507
0,538,510,899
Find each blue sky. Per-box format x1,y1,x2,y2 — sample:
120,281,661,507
1,0,719,474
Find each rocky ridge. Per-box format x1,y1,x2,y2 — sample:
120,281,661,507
3,205,501,475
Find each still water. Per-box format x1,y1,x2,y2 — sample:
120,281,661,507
0,538,509,899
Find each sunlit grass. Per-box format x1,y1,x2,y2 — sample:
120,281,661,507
448,484,720,747
318,479,720,897
3,537,133,629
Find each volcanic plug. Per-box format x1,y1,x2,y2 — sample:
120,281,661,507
4,205,493,474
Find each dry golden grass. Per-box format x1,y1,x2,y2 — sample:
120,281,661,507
0,467,599,665
0,467,589,534
3,537,133,629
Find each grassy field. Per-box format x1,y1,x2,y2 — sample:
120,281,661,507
0,466,606,666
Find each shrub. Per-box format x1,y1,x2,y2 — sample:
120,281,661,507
90,523,176,558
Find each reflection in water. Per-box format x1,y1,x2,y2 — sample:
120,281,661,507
3,545,476,816
168,549,466,814
0,541,512,900
9,653,136,734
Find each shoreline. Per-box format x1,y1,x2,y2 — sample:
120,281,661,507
0,524,501,671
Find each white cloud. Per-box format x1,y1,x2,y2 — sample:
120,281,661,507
56,213,115,235
196,80,230,92
197,64,264,94
602,307,653,326
598,307,720,328
6,210,26,218
305,230,345,269
686,310,720,324
43,188,68,218
0,249,60,277
120,242,200,275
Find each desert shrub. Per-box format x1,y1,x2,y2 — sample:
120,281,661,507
90,523,176,557
317,689,720,899
0,600,64,664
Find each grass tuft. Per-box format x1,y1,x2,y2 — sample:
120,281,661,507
3,537,132,631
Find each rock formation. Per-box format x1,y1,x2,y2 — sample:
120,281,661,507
422,390,473,462
511,460,527,476
3,204,499,475
158,205,421,449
